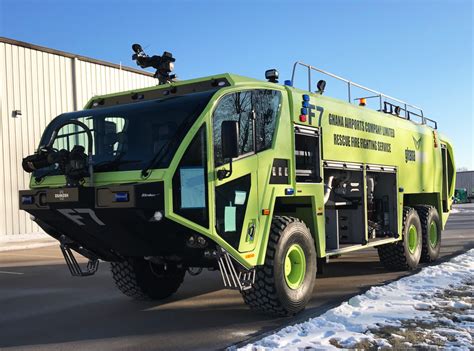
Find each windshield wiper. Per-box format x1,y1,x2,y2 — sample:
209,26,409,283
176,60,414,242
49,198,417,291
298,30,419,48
141,138,176,177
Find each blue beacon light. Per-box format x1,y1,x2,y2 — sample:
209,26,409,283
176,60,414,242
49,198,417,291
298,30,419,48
285,188,295,195
21,195,34,205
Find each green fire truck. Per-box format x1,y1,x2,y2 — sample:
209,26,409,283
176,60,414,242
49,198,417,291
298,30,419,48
19,59,455,316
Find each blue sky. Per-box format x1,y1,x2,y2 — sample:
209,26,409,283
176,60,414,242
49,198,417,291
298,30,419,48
1,0,472,168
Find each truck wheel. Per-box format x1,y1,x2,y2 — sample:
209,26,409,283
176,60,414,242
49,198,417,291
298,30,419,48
377,207,422,271
111,259,185,300
241,216,316,316
415,205,441,263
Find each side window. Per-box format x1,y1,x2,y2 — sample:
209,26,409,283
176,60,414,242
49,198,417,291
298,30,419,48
253,90,281,152
51,117,128,168
213,90,281,166
52,116,94,152
172,125,209,228
213,91,254,166
102,117,126,155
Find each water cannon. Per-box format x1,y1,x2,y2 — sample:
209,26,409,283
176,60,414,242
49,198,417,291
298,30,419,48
22,120,94,187
131,44,176,85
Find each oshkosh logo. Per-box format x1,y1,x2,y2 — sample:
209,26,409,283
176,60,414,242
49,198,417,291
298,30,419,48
412,136,422,150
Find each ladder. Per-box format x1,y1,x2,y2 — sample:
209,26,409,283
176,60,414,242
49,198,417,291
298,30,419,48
290,61,438,129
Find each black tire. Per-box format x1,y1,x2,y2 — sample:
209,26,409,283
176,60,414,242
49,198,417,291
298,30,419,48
377,207,422,271
415,205,441,263
110,258,185,300
241,216,316,316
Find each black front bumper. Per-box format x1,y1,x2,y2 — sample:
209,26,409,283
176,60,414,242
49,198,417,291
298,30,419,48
19,182,189,260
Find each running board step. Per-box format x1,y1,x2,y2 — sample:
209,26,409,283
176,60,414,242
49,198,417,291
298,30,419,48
60,244,99,277
326,237,400,256
217,248,255,291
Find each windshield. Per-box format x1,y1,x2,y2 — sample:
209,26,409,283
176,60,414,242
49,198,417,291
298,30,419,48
33,90,216,178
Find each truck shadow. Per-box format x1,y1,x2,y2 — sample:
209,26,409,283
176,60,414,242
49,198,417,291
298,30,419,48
0,265,278,349
0,256,406,349
0,241,472,349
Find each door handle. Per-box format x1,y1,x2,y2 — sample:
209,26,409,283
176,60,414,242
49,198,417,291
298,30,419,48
247,223,255,241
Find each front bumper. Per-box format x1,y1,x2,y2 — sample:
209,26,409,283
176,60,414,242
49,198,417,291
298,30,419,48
19,182,191,260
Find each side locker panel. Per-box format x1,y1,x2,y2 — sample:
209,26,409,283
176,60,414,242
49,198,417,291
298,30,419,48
324,163,366,250
366,165,398,240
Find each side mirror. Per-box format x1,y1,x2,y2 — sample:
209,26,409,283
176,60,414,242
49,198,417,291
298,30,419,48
221,120,239,159
217,121,239,180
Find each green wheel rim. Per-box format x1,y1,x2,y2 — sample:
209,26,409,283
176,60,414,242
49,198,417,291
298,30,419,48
284,244,306,290
429,221,438,247
407,224,418,254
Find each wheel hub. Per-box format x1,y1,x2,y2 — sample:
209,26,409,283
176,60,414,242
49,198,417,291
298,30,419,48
429,221,438,247
408,224,418,253
284,244,306,289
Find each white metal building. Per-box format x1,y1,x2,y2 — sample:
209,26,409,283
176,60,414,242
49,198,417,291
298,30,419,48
0,37,157,239
456,171,474,198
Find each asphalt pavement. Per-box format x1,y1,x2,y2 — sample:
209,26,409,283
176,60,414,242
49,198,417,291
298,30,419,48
0,204,473,351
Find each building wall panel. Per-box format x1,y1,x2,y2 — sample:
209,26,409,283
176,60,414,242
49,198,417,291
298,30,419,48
456,171,474,197
0,39,156,237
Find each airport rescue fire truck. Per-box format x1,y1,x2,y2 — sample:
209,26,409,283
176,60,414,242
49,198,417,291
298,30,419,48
19,48,455,316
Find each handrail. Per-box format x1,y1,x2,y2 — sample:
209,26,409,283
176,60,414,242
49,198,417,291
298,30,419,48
290,61,437,129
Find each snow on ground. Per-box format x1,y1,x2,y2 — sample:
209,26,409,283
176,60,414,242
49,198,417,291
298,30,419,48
451,203,474,214
451,207,474,214
239,249,474,350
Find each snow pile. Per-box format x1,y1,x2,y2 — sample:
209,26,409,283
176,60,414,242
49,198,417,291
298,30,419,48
451,207,474,214
240,249,474,350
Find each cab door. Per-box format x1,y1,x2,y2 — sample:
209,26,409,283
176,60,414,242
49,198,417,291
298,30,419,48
212,91,259,252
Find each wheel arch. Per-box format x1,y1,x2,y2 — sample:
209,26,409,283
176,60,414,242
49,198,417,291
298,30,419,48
272,196,323,257
403,193,444,229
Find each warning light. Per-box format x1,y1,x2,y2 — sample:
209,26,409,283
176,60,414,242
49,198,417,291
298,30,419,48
433,131,438,148
262,209,270,216
265,69,279,83
359,98,366,106
300,96,310,123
